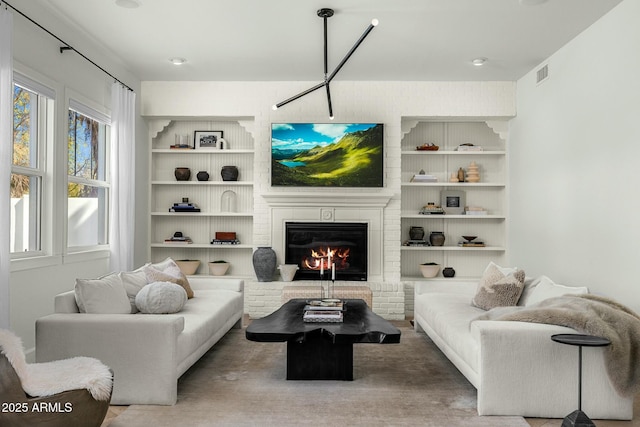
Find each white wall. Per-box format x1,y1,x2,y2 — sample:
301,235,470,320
7,3,148,356
509,0,640,312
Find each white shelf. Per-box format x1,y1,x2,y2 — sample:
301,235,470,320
401,150,505,155
401,213,505,219
151,181,253,186
151,243,254,249
401,275,481,281
402,182,505,187
401,246,505,252
152,149,254,154
151,212,253,217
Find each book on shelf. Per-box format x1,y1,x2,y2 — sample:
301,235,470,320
163,239,193,245
410,174,438,182
458,241,486,247
405,239,429,247
169,145,194,150
456,144,483,151
211,239,241,245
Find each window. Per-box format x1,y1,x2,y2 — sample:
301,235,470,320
10,79,53,255
67,104,110,249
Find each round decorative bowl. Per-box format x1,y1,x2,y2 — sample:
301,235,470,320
174,167,191,181
419,263,440,278
208,262,230,276
462,235,477,242
175,260,200,275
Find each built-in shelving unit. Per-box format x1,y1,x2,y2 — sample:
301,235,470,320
149,119,255,278
400,120,508,280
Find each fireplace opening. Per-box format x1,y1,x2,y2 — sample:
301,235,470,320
285,222,368,281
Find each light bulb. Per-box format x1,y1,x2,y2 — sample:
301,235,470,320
329,115,335,120
472,57,486,67
169,57,186,65
371,18,379,26
272,105,278,111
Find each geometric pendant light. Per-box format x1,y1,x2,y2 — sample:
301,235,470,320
272,8,378,119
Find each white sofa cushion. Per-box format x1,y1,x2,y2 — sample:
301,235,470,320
524,275,588,306
120,268,149,313
74,273,131,314
145,260,194,298
414,292,483,373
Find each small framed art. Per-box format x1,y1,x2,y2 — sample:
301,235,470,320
440,190,466,214
194,131,223,150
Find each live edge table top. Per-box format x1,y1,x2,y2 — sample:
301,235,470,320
245,299,401,345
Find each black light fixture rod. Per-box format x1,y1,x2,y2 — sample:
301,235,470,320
325,83,333,119
327,22,376,83
322,10,330,78
274,82,326,109
2,0,134,91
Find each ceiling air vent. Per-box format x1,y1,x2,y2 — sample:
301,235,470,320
536,64,549,85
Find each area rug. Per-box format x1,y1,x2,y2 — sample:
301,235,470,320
108,325,528,426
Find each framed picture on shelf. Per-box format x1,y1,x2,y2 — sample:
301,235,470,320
194,130,223,150
440,190,465,214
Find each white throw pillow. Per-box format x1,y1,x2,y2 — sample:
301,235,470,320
119,269,149,313
135,282,187,314
524,275,588,306
75,273,131,314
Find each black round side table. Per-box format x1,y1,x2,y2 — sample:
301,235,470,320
551,333,611,427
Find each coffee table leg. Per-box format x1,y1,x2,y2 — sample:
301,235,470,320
286,335,353,380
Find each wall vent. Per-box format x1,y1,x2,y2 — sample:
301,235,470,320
536,64,549,85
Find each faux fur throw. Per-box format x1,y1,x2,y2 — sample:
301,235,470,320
0,329,113,401
473,294,640,397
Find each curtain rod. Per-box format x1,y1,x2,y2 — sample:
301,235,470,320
2,0,134,92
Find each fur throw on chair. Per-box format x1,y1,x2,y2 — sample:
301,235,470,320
0,329,113,401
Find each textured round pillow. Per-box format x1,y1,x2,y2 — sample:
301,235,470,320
135,281,187,314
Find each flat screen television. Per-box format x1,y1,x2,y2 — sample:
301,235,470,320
271,123,384,187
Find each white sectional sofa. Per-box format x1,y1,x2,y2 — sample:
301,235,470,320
35,277,244,405
413,279,633,419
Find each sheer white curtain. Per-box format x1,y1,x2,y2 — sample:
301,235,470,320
109,83,136,272
0,6,13,328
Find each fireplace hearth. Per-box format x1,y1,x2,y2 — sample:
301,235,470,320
285,222,368,281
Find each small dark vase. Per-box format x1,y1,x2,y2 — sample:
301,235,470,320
196,171,210,181
442,267,456,278
409,226,425,240
174,167,191,181
221,165,239,181
429,231,445,246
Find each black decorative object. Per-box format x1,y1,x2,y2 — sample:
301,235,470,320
253,247,277,282
174,167,191,181
196,171,209,181
221,166,239,181
271,8,378,119
429,231,445,246
409,226,425,240
442,267,456,278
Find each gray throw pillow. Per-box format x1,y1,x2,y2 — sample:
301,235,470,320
472,263,526,310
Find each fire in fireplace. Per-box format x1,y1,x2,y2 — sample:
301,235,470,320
285,222,368,281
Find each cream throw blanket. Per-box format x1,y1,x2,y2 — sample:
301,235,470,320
0,329,113,401
473,294,640,397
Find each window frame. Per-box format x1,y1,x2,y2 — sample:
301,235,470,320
10,73,54,260
65,96,111,253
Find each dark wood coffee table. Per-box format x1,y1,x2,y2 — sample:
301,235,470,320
246,299,401,380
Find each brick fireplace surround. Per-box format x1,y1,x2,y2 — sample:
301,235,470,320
244,191,405,319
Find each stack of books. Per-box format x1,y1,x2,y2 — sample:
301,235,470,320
164,235,193,245
465,206,488,215
303,301,344,323
211,231,240,245
411,173,438,183
456,144,483,152
169,202,201,213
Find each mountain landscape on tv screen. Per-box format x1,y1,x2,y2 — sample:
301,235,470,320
271,123,383,187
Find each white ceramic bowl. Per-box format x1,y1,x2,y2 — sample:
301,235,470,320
419,263,440,278
175,260,200,275
208,262,230,276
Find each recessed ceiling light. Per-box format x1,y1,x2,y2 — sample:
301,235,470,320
472,57,487,67
169,58,187,65
115,0,141,8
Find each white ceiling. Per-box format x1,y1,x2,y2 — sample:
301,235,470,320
32,0,622,82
